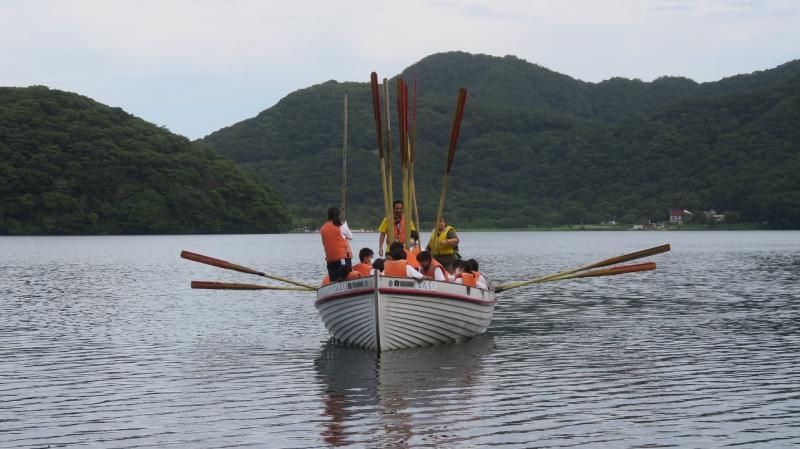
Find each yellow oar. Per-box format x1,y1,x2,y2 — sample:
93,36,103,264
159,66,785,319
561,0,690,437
180,250,317,291
495,244,670,293
191,281,313,291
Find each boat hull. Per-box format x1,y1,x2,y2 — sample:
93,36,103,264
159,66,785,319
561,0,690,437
315,274,496,351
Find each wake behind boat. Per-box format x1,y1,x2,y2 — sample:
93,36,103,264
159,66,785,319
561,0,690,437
316,273,496,351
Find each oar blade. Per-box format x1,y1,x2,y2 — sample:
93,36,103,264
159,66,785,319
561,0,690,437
181,250,264,276
585,244,670,270
566,262,656,280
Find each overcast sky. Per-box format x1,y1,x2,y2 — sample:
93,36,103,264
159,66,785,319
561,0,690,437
2,0,798,139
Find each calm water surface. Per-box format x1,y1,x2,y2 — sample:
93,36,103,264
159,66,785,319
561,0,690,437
1,231,799,448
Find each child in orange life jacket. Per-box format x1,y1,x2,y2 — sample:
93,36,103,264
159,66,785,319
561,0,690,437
467,258,488,290
417,250,448,281
389,241,421,270
452,260,478,287
352,248,374,277
371,258,385,274
383,248,424,279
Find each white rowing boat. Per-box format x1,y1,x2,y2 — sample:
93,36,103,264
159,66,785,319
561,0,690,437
315,273,496,351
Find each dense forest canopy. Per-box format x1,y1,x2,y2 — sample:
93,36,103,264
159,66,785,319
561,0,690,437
204,52,800,229
0,86,291,234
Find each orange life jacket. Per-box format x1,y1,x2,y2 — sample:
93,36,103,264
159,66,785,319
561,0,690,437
383,260,408,277
353,263,372,276
345,270,363,280
459,272,477,287
420,258,446,279
389,216,409,244
404,249,421,270
322,275,331,286
320,220,352,262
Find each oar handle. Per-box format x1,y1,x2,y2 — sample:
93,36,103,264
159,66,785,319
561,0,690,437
191,281,311,291
181,250,264,276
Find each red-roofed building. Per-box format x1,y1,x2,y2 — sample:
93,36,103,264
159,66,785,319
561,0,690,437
669,208,692,224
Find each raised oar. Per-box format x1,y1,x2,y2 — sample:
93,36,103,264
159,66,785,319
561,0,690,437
495,262,657,293
191,281,313,291
494,244,670,292
431,88,468,255
370,72,393,244
180,250,317,291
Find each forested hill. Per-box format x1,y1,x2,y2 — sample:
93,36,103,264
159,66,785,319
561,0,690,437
0,86,291,234
204,51,800,229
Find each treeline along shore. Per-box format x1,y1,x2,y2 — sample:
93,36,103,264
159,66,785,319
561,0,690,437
2,52,799,235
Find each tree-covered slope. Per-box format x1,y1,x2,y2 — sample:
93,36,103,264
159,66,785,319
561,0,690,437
0,86,292,234
203,52,800,229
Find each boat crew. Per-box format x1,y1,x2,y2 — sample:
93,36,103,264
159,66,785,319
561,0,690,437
320,206,352,283
426,216,460,272
378,200,416,257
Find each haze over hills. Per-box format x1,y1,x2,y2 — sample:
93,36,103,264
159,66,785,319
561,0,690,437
203,51,800,229
0,86,291,234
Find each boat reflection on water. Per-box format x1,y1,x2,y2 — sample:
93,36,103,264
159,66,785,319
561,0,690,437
314,336,495,447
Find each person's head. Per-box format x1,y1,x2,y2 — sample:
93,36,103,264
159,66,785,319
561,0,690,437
327,206,342,226
359,247,374,264
372,258,385,272
392,200,404,222
437,216,448,231
417,250,432,269
390,248,406,261
468,258,479,272
454,259,471,274
389,241,404,254
410,230,419,246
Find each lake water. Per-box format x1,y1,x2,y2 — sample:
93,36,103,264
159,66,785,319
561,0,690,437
2,231,799,448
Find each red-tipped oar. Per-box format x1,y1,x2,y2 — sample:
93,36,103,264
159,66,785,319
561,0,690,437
495,262,657,293
495,244,670,292
191,281,313,291
548,262,656,282
180,251,317,291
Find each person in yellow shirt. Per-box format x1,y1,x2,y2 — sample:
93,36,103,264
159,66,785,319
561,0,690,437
426,216,459,271
377,200,416,256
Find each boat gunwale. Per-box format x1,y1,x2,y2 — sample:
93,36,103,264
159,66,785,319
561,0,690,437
316,280,496,307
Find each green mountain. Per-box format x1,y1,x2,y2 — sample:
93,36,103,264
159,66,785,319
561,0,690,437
0,86,291,234
204,51,800,229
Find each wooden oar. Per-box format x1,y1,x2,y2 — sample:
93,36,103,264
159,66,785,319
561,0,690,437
431,88,468,255
494,244,670,292
495,262,657,293
180,250,317,290
383,78,395,243
341,91,348,219
371,72,392,245
191,281,313,291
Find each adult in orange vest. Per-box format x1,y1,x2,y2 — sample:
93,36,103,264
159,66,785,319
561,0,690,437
320,206,352,283
417,250,448,281
352,248,374,277
378,200,416,257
